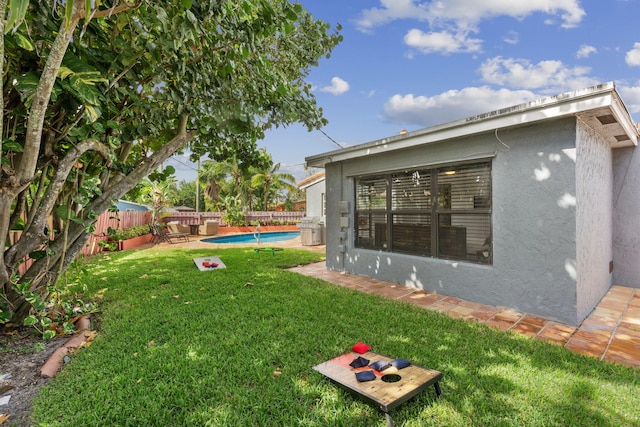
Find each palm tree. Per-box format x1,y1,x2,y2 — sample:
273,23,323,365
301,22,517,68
199,157,254,212
198,160,229,211
251,162,297,210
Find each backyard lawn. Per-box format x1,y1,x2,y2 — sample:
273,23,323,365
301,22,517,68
32,248,640,426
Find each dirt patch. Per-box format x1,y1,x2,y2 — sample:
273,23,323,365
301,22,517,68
0,327,67,426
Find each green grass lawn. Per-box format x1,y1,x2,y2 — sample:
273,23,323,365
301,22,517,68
32,248,640,426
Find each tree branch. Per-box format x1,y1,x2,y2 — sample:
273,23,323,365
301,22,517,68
17,0,82,186
21,116,195,288
5,139,112,267
92,1,141,19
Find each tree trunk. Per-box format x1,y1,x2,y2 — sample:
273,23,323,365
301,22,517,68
3,117,194,323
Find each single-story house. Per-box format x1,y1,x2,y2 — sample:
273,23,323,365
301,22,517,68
305,82,640,325
297,171,326,222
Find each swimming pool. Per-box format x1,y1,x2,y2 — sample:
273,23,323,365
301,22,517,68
202,231,300,244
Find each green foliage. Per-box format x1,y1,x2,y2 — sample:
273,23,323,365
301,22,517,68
2,0,342,325
220,195,245,226
0,301,12,324
97,240,118,252
139,178,178,223
173,180,204,210
108,225,151,242
198,150,298,212
8,265,97,338
98,224,150,251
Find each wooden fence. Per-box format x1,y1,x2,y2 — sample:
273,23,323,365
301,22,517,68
84,210,152,257
161,211,305,226
10,210,151,274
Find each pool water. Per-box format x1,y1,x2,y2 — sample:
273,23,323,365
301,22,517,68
202,231,300,244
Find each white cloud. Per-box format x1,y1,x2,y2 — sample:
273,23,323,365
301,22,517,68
383,86,537,127
356,0,430,33
503,31,519,45
320,77,350,96
576,44,597,59
625,42,640,67
479,56,597,91
356,0,585,33
404,29,482,54
425,0,584,29
618,83,640,114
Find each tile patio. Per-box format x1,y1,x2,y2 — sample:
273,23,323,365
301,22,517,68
289,261,640,368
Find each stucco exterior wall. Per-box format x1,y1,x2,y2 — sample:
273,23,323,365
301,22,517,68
325,118,586,324
613,146,640,288
575,121,613,320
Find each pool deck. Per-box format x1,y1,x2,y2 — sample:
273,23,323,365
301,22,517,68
148,234,640,368
149,232,323,252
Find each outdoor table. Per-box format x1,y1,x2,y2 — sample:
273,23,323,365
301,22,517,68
313,351,442,427
188,224,200,235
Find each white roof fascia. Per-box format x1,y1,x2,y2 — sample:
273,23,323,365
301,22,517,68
298,175,325,191
306,82,638,168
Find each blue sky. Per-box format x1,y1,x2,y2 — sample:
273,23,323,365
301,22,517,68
168,0,640,183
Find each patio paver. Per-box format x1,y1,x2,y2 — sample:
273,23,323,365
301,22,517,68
290,262,640,368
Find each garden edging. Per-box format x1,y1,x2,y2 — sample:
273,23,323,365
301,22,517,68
40,315,92,378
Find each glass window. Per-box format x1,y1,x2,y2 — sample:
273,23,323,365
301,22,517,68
355,175,387,249
354,161,492,264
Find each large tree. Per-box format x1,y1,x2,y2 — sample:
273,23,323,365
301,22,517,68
1,0,341,323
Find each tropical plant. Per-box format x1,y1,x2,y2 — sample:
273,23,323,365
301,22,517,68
220,195,245,226
0,0,342,324
250,150,297,210
198,159,232,211
138,177,177,223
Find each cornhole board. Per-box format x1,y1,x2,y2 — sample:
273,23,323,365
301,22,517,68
193,256,226,271
313,351,442,427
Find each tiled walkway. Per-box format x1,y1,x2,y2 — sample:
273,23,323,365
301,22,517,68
289,262,640,368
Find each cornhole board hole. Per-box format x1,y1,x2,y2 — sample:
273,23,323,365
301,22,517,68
193,256,226,271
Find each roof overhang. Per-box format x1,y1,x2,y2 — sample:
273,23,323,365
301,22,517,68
297,171,326,190
306,82,639,168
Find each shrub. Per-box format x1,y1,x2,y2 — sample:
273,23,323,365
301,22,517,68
109,224,150,241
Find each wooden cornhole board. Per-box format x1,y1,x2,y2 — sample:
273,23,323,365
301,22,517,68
192,256,226,271
313,351,442,427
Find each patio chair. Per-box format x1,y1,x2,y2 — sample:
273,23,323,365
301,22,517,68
198,220,219,236
151,223,189,244
150,224,166,243
167,221,190,234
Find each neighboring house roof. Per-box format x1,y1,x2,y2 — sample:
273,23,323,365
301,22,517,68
306,82,639,168
297,171,325,190
174,206,195,212
115,200,149,211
